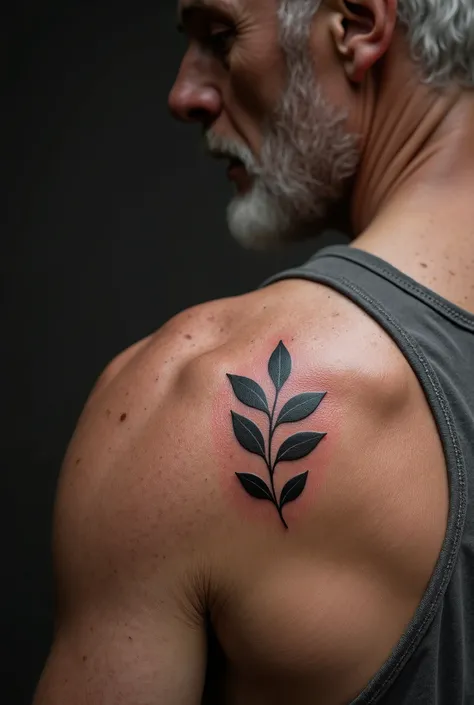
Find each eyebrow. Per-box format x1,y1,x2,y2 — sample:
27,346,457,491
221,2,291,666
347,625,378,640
177,0,211,32
177,0,237,33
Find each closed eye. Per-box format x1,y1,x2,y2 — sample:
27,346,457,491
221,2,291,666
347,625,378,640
208,28,235,59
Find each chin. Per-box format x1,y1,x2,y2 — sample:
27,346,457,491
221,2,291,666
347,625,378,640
227,180,328,251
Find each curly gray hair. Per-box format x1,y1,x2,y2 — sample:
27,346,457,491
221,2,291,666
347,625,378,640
277,0,474,88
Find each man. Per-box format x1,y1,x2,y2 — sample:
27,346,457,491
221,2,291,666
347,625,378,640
34,0,474,703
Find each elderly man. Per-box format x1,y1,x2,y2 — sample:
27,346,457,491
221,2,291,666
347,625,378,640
34,1,473,704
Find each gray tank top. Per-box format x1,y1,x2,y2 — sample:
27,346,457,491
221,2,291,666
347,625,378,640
260,243,473,704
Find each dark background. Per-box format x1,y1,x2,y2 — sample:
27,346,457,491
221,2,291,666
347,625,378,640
4,3,346,702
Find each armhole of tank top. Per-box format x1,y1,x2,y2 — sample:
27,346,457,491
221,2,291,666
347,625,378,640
319,248,474,332
260,267,467,704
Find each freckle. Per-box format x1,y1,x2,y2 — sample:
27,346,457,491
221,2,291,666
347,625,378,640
144,407,147,411
220,328,224,333
449,270,455,277
155,377,160,382
82,655,87,662
120,413,127,422
76,458,82,465
128,636,133,642
185,334,193,340
125,392,129,397
420,262,428,269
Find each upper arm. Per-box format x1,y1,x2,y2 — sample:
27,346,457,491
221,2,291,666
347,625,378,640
35,602,205,705
34,347,211,705
34,499,207,705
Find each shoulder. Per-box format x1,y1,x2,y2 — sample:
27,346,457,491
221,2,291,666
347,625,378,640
73,280,435,533
88,299,232,396
78,280,432,537
56,282,448,697
65,279,446,592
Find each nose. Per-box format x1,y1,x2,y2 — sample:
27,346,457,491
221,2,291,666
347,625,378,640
169,61,222,126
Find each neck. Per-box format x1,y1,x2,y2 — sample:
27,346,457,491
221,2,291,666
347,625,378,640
349,52,474,312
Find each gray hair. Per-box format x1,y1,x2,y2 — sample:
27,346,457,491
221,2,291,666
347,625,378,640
277,0,474,88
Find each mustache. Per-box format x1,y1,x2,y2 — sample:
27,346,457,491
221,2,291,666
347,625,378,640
204,131,258,174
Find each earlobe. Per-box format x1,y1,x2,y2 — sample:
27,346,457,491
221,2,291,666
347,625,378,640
346,45,378,83
330,0,397,84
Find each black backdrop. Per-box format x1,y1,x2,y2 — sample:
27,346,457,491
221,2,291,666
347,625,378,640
4,3,347,702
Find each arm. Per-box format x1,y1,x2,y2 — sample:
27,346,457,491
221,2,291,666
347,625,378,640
34,595,206,705
33,344,211,705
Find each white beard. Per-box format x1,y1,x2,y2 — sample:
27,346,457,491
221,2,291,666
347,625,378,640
206,32,360,250
227,179,293,251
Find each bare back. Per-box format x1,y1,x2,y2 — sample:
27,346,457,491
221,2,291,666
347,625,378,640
34,278,449,705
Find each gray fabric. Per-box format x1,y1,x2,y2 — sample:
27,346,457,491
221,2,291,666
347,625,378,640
260,244,474,704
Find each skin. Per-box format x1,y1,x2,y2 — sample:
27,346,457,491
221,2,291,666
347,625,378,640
34,0,473,703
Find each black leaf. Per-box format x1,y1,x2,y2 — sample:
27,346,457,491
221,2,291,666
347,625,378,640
275,392,326,427
268,341,291,392
236,473,274,502
231,412,266,459
279,472,309,509
227,374,269,414
275,432,326,464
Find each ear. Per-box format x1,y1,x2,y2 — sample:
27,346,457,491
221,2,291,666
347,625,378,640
329,0,398,83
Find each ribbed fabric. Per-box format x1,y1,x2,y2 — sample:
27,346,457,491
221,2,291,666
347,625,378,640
261,244,473,704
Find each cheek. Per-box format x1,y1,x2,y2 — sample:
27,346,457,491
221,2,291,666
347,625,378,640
224,42,286,152
233,48,283,110
308,23,356,122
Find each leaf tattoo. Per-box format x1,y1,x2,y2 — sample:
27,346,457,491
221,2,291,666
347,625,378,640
228,341,327,529
231,412,267,460
275,392,326,427
275,432,326,465
280,472,309,510
227,375,269,415
235,473,275,502
268,341,291,392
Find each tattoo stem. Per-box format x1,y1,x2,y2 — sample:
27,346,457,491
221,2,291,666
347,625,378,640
267,389,288,529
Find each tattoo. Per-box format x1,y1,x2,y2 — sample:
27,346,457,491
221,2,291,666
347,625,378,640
227,341,327,529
